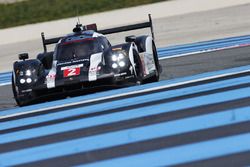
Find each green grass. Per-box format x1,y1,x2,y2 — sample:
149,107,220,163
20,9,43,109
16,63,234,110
0,0,166,29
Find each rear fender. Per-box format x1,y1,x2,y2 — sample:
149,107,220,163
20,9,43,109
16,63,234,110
135,35,156,75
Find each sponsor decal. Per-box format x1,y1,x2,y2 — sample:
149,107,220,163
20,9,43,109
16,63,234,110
89,66,101,72
63,68,80,77
112,47,122,51
46,60,57,89
21,89,32,93
61,64,83,77
57,59,89,66
125,76,133,79
89,53,102,81
45,73,56,85
114,72,127,77
46,73,56,79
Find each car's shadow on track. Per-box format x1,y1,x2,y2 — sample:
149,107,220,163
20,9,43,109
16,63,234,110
26,84,133,107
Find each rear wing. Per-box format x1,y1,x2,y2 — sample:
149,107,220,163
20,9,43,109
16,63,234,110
41,14,155,52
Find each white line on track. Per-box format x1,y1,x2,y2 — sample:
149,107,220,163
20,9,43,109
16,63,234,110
0,82,11,86
1,69,249,120
159,43,250,60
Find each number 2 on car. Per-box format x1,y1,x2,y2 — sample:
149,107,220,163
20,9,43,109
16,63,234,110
61,64,83,77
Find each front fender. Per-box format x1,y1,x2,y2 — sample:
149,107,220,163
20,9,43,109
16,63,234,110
104,43,136,73
13,59,44,91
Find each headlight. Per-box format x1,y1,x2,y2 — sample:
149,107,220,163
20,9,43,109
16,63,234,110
111,53,127,68
112,55,118,61
26,78,32,83
119,61,125,67
112,63,118,69
118,53,124,59
112,52,125,62
19,71,24,76
20,79,25,84
26,70,32,76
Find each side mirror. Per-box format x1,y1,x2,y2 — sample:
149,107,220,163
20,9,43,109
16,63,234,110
19,53,29,61
125,35,136,43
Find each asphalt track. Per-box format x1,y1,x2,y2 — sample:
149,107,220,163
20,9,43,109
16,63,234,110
0,63,250,166
1,2,250,166
0,48,249,166
1,45,250,111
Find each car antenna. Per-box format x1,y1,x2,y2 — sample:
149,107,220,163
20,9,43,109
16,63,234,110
77,13,81,25
76,7,81,25
73,8,82,33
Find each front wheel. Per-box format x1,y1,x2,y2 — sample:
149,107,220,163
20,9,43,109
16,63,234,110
12,74,21,106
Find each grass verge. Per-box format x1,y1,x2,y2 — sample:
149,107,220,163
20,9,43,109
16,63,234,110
0,0,166,29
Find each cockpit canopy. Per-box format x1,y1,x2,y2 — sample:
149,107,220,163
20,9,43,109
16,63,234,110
55,33,110,62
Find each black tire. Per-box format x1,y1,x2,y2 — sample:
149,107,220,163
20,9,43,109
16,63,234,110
12,74,21,106
133,50,143,85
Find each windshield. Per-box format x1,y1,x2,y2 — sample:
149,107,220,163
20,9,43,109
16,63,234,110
56,38,102,62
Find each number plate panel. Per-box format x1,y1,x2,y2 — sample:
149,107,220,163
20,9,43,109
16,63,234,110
61,64,83,78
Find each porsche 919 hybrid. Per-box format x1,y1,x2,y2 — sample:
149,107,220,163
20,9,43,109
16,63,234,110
12,14,160,106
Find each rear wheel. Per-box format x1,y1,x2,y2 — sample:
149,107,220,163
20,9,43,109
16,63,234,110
145,41,160,83
133,50,143,85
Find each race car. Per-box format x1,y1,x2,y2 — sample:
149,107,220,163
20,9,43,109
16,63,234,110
12,14,161,106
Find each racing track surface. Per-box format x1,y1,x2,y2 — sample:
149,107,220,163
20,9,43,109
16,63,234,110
0,43,250,166
1,2,250,165
1,45,250,111
0,64,250,166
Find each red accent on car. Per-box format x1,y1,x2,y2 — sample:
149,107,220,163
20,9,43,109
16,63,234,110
62,38,94,45
63,67,80,77
85,24,97,31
